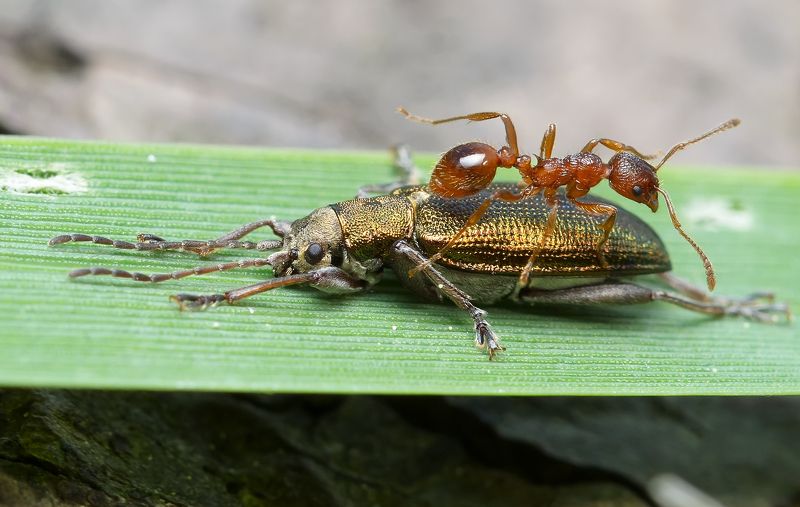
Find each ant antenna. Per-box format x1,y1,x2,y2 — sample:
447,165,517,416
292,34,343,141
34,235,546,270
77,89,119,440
654,119,741,171
656,187,716,291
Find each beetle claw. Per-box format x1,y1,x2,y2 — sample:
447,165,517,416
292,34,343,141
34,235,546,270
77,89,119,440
474,320,504,359
170,293,225,311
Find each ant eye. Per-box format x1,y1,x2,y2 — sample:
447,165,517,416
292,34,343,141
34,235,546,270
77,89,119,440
304,243,325,264
632,185,643,197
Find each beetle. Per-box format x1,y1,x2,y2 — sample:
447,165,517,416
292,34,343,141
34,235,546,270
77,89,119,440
49,149,789,358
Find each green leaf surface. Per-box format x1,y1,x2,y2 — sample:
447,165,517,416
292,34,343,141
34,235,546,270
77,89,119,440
0,137,797,395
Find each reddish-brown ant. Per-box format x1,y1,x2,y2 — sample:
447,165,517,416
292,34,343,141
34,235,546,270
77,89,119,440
398,107,740,291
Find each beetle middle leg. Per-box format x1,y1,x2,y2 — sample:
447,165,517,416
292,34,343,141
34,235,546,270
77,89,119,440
394,240,504,358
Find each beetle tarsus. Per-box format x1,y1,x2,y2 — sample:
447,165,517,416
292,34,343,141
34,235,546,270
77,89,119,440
137,233,167,243
656,274,790,323
723,300,791,323
170,293,227,310
474,320,504,359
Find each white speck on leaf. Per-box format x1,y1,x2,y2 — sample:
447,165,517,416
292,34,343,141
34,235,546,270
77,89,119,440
0,164,87,195
684,198,753,231
147,154,157,163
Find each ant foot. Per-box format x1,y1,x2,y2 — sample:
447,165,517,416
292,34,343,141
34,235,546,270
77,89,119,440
170,293,226,311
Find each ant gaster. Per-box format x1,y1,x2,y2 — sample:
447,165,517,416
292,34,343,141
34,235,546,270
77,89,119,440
398,108,740,291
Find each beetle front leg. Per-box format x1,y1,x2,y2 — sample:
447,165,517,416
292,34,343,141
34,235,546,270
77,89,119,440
393,240,504,358
171,266,369,310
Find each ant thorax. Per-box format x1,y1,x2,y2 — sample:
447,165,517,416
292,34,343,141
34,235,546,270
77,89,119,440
529,152,606,196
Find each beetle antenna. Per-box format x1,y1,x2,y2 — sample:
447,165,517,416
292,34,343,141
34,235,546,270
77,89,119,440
654,119,741,172
656,187,715,291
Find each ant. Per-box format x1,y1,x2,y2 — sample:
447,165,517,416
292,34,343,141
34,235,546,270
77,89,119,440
398,107,740,291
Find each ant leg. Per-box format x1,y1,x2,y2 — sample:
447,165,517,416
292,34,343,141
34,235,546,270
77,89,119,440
570,200,618,269
397,107,519,157
394,240,503,358
408,188,537,278
171,267,367,309
519,279,792,323
49,219,289,256
357,145,422,197
581,138,658,160
539,123,557,159
68,258,271,283
517,195,559,289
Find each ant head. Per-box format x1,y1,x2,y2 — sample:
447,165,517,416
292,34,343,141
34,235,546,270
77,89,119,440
429,142,499,198
607,152,660,212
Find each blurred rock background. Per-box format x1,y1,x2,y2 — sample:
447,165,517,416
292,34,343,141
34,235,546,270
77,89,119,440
0,0,797,167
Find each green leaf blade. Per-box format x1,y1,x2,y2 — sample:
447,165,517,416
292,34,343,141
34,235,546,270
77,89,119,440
1,136,797,394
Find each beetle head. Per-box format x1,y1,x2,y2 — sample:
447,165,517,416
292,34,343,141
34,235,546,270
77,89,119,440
607,152,660,212
269,207,345,276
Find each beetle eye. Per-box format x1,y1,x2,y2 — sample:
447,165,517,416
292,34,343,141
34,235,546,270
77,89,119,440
632,185,643,197
304,243,325,264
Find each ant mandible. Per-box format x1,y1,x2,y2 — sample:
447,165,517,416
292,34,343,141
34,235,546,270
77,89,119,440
398,107,740,291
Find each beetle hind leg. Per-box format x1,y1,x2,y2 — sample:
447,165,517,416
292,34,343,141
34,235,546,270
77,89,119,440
518,278,791,323
657,272,791,322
